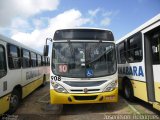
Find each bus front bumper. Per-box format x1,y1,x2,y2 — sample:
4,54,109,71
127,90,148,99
50,88,118,104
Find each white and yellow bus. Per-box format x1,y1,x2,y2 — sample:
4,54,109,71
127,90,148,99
0,34,50,115
44,28,118,104
116,14,160,111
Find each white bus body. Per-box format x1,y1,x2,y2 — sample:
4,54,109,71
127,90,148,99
116,14,160,111
0,34,49,115
48,28,118,104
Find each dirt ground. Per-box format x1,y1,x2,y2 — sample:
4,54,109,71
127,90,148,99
4,81,159,120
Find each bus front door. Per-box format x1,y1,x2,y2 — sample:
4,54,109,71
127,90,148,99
150,27,160,103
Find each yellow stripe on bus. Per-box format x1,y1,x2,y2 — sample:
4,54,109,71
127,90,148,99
153,102,160,111
0,94,11,115
154,82,160,103
131,80,148,102
22,77,43,98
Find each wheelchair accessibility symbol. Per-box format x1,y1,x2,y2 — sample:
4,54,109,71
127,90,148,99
86,69,93,77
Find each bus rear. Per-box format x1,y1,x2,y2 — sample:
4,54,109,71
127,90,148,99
48,28,118,104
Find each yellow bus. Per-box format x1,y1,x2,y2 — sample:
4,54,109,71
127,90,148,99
116,14,160,111
0,34,50,115
44,28,118,105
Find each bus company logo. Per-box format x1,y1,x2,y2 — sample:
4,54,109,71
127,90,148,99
84,88,88,93
118,66,144,77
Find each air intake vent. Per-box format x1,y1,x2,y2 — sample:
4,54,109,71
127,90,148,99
74,95,98,100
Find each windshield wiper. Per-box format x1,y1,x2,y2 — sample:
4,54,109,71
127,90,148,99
86,41,102,64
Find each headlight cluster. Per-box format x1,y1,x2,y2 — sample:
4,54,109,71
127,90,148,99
52,82,68,93
103,80,117,92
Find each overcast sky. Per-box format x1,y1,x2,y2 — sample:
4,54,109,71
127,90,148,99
0,0,160,53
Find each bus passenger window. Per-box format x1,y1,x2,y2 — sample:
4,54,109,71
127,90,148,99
22,49,31,68
118,41,126,64
37,55,42,66
127,33,142,63
31,52,37,67
7,44,21,69
0,45,7,78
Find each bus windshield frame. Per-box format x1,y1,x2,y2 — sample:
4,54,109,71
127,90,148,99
51,42,117,78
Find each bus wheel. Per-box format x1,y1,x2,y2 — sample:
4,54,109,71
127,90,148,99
8,89,21,114
42,75,46,87
124,81,134,101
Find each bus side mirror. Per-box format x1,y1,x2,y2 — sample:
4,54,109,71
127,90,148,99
43,45,49,56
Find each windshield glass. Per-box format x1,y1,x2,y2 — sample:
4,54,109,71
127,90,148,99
52,42,116,78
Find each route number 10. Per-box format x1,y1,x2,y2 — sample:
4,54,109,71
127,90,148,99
59,64,68,73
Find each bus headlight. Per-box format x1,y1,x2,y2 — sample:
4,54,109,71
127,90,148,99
103,80,117,92
52,82,68,93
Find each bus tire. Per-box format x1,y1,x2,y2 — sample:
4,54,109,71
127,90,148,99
8,89,21,114
123,80,134,101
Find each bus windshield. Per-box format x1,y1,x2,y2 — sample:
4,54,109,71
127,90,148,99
52,42,116,78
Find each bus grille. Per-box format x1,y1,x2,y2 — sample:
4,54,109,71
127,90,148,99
73,95,98,100
71,89,100,92
63,81,106,87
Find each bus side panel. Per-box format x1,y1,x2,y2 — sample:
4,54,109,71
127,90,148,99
22,67,40,98
131,80,148,102
153,63,160,103
22,76,43,98
0,94,11,115
153,102,160,111
154,82,160,102
0,40,21,114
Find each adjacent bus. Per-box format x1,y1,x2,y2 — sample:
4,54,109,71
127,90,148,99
0,34,50,115
116,14,160,111
44,28,118,104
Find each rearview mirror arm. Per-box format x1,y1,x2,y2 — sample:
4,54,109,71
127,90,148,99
46,38,52,45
